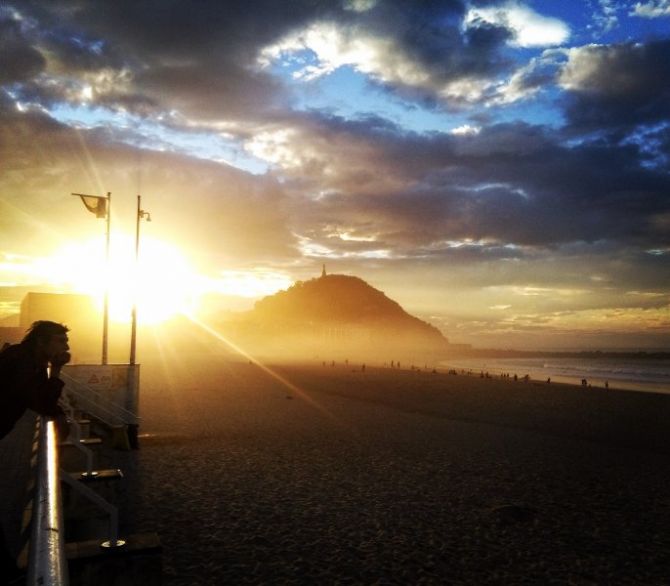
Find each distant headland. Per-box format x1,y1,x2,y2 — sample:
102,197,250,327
219,269,453,361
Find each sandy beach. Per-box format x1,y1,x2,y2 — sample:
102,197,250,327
96,359,670,585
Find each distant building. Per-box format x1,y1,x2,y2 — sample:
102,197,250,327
0,327,22,348
20,292,96,328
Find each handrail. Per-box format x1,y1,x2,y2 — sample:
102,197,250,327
27,417,69,586
60,371,140,426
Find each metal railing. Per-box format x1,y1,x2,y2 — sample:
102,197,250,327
27,417,69,586
60,371,140,427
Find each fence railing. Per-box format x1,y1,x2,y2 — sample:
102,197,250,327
27,417,69,586
60,370,140,427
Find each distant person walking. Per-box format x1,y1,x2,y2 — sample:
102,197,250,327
0,320,70,581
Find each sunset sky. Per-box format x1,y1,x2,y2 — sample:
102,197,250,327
1,0,669,350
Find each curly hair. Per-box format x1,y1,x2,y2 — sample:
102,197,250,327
21,321,69,347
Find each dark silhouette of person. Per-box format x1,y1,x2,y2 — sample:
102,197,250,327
0,321,70,439
0,320,71,581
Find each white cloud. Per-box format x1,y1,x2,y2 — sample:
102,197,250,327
592,0,620,33
343,0,378,13
556,45,604,91
631,0,670,17
464,2,570,48
450,124,481,135
439,76,495,103
259,15,562,108
259,22,430,86
245,128,302,167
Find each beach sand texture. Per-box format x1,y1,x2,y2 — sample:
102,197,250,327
108,361,670,584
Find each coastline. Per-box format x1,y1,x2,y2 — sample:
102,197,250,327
440,356,670,395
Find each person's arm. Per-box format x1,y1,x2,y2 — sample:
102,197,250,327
25,352,70,417
27,374,65,417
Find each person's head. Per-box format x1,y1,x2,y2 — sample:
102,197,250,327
22,321,70,361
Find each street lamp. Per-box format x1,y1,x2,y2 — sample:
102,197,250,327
129,194,151,365
72,191,111,365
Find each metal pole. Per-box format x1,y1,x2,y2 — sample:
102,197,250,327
102,191,111,365
130,194,140,365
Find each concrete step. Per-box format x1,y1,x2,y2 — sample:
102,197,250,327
75,419,91,438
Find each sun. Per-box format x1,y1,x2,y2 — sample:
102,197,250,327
38,234,200,324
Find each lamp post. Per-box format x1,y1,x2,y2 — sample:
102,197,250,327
72,191,111,365
129,194,151,365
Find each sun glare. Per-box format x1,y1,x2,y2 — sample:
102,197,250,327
32,235,294,323
206,269,292,298
37,234,198,324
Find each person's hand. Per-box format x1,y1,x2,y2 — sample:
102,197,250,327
51,351,71,368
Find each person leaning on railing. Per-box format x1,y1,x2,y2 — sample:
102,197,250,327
0,320,71,583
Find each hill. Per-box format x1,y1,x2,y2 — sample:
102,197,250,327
228,273,450,362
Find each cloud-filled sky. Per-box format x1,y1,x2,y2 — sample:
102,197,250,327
1,0,669,349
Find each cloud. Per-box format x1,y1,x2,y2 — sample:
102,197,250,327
590,0,622,35
7,0,543,117
9,0,342,122
0,11,46,84
0,98,298,269
464,2,570,48
631,0,670,18
558,40,670,130
259,3,520,107
248,112,670,265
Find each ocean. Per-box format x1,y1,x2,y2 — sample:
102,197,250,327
440,356,670,394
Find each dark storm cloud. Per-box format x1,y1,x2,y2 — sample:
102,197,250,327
6,0,523,119
0,14,46,84
134,62,286,121
9,0,343,119
359,0,512,78
276,112,670,256
560,40,670,131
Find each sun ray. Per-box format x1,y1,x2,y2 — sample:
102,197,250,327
183,312,345,426
73,127,108,199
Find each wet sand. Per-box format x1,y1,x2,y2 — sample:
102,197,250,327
111,360,670,584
